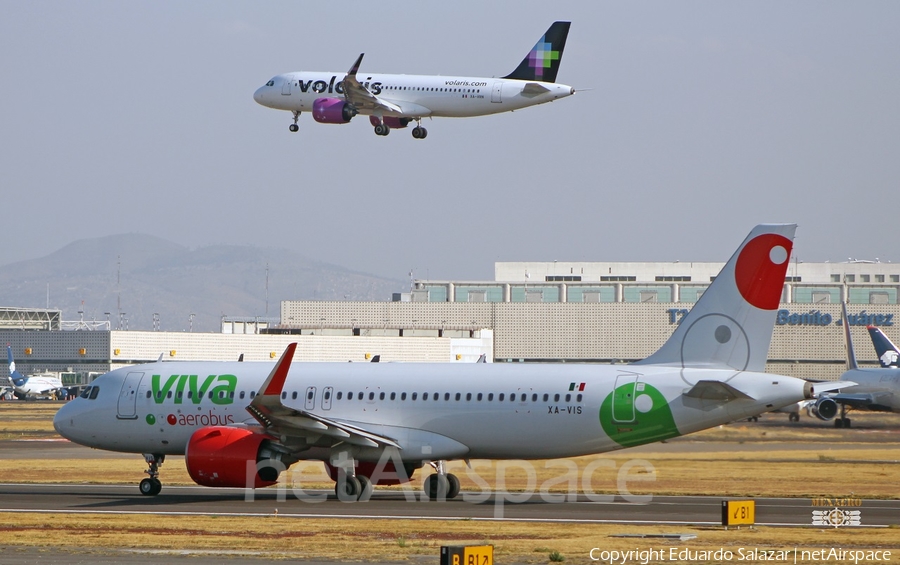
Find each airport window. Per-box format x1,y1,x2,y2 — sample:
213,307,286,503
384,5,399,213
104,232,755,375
640,291,658,303
812,292,831,304
554,394,560,402
600,276,636,282
477,393,483,401
876,275,885,283
655,276,691,282
455,393,461,401
498,393,505,401
390,392,396,400
565,394,571,402
401,392,407,401
577,394,583,402
488,393,494,401
546,275,582,282
846,275,856,282
861,275,871,283
543,393,549,402
892,275,900,283
831,274,841,282
785,276,802,282
412,392,418,401
89,387,99,400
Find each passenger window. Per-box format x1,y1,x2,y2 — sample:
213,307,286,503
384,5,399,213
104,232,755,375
444,393,450,401
167,391,172,399
433,393,438,401
209,391,215,399
188,391,193,399
543,393,549,402
369,392,375,400
358,392,363,400
379,392,384,400
510,394,515,402
176,391,183,399
89,387,99,400
554,394,560,402
499,393,505,401
307,391,314,400
488,393,494,401
239,391,245,399
337,391,343,400
576,394,583,402
477,393,483,401
423,392,429,401
348,392,354,400
455,393,461,401
532,394,537,402
324,390,330,400
466,393,472,401
401,392,407,400
565,394,571,402
281,392,287,400
292,391,298,400
411,392,418,401
250,391,255,398
145,390,151,399
229,391,234,399
390,392,396,400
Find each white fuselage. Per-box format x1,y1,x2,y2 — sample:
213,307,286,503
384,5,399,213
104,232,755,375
55,360,808,463
13,374,64,398
837,368,900,411
253,72,574,119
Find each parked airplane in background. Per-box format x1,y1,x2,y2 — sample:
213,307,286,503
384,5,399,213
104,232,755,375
253,22,574,139
7,346,66,400
810,304,900,427
55,224,828,499
869,325,900,368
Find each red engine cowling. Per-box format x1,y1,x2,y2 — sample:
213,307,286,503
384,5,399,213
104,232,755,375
185,426,281,488
368,116,411,129
324,460,416,486
312,98,357,124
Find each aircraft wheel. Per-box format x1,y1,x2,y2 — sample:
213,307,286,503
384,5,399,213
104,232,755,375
834,419,843,428
789,412,800,423
335,474,362,502
412,126,423,139
424,474,449,501
842,418,851,428
447,473,460,499
139,478,161,496
420,127,427,138
357,475,373,501
374,123,390,136
289,124,299,132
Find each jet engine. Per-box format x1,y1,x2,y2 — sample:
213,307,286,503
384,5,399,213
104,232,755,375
185,426,291,488
811,396,838,421
312,98,357,124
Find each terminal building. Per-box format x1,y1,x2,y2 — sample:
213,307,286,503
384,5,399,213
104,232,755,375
1,260,899,387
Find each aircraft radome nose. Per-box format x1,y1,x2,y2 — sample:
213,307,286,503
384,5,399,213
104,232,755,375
253,87,264,105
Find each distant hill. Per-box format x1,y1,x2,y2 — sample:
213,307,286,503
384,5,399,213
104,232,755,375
0,234,405,332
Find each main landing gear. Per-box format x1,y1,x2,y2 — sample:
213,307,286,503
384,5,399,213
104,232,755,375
288,111,300,132
834,404,851,428
422,460,460,501
374,122,390,136
139,453,164,496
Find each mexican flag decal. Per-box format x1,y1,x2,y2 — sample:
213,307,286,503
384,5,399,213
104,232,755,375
568,382,586,392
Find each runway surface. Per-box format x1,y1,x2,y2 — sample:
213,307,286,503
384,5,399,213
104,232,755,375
1,482,898,527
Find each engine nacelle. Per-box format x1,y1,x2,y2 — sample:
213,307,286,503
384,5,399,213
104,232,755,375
312,98,357,124
812,397,839,421
369,116,411,129
185,426,285,488
324,460,418,486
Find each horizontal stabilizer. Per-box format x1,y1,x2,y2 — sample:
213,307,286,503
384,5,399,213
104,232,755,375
684,380,754,402
522,83,551,96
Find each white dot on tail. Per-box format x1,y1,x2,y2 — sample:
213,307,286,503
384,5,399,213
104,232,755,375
769,245,787,265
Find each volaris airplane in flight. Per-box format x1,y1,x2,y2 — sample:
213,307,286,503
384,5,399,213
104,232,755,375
252,22,574,139
54,224,828,499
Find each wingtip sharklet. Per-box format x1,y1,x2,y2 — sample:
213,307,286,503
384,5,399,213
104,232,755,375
260,342,297,397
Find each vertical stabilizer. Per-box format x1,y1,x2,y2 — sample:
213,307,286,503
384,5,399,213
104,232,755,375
502,21,571,83
636,224,796,372
7,345,26,386
868,325,900,368
841,302,858,371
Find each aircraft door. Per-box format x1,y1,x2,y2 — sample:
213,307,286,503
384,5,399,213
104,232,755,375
322,386,333,410
282,78,292,95
491,82,502,103
116,372,144,419
304,386,316,411
612,372,639,423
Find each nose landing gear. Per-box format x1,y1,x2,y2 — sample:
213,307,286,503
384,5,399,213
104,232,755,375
139,453,164,496
289,111,301,132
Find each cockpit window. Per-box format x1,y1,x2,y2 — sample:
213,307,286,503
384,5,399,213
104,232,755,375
80,386,100,400
266,80,275,87
79,387,92,399
89,387,99,399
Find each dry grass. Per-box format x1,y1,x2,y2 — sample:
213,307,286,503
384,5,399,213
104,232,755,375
0,512,897,563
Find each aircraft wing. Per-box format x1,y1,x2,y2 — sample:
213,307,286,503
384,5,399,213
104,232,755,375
246,343,401,450
829,391,895,411
341,54,431,118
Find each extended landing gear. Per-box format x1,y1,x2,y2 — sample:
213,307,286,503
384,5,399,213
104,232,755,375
423,461,459,501
334,469,374,502
139,453,164,496
289,111,300,132
411,126,428,139
374,122,390,136
834,404,851,428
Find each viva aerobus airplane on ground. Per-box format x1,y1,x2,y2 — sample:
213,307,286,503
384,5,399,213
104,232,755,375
54,224,830,499
252,22,574,138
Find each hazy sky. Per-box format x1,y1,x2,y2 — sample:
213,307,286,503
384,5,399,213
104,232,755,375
2,2,898,282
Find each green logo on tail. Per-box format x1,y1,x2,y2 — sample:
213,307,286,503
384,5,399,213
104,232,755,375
599,381,680,448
